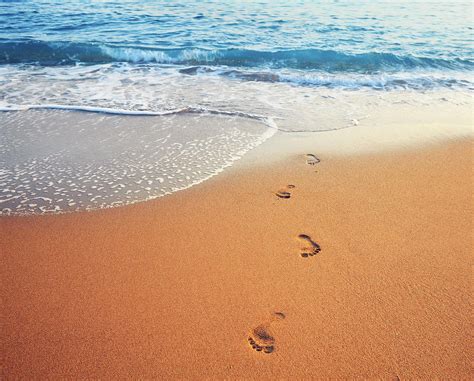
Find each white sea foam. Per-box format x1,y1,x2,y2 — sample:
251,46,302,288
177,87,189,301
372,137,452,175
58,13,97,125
0,109,276,216
0,102,279,130
100,46,220,64
1,64,471,135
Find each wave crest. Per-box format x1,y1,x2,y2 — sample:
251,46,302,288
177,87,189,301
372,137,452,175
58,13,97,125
1,40,472,72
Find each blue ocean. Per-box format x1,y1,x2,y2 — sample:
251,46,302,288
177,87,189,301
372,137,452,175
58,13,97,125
1,0,473,90
0,0,473,215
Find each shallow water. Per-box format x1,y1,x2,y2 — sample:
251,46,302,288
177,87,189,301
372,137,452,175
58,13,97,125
0,110,273,215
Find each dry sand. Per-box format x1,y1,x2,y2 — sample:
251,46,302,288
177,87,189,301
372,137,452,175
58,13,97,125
1,135,472,379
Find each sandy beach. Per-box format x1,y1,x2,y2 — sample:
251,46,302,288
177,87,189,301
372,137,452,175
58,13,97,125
1,128,472,379
2,1,473,379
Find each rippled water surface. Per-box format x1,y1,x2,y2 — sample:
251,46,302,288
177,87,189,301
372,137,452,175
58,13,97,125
1,0,473,90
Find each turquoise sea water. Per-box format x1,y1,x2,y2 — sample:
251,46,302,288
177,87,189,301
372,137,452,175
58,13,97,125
1,0,473,92
0,1,473,215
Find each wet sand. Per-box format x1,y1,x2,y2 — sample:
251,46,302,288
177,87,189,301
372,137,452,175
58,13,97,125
1,135,472,379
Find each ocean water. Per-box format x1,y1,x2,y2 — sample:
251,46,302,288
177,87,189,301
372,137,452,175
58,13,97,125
0,0,473,215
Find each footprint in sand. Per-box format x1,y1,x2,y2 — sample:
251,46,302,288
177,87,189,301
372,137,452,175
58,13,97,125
306,153,320,166
247,312,285,354
275,184,295,199
298,234,321,258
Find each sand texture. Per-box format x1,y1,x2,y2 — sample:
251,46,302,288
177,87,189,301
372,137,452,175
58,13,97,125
1,138,472,379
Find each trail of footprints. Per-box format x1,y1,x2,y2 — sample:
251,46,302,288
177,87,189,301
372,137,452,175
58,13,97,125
298,154,321,259
250,154,322,355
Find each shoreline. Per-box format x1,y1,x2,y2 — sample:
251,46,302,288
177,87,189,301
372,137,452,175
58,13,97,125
1,131,473,378
2,105,472,218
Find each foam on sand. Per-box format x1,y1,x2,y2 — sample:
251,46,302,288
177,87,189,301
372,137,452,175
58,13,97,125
0,109,275,215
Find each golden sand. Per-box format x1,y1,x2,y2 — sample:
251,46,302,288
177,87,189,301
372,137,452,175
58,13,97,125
1,137,472,379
